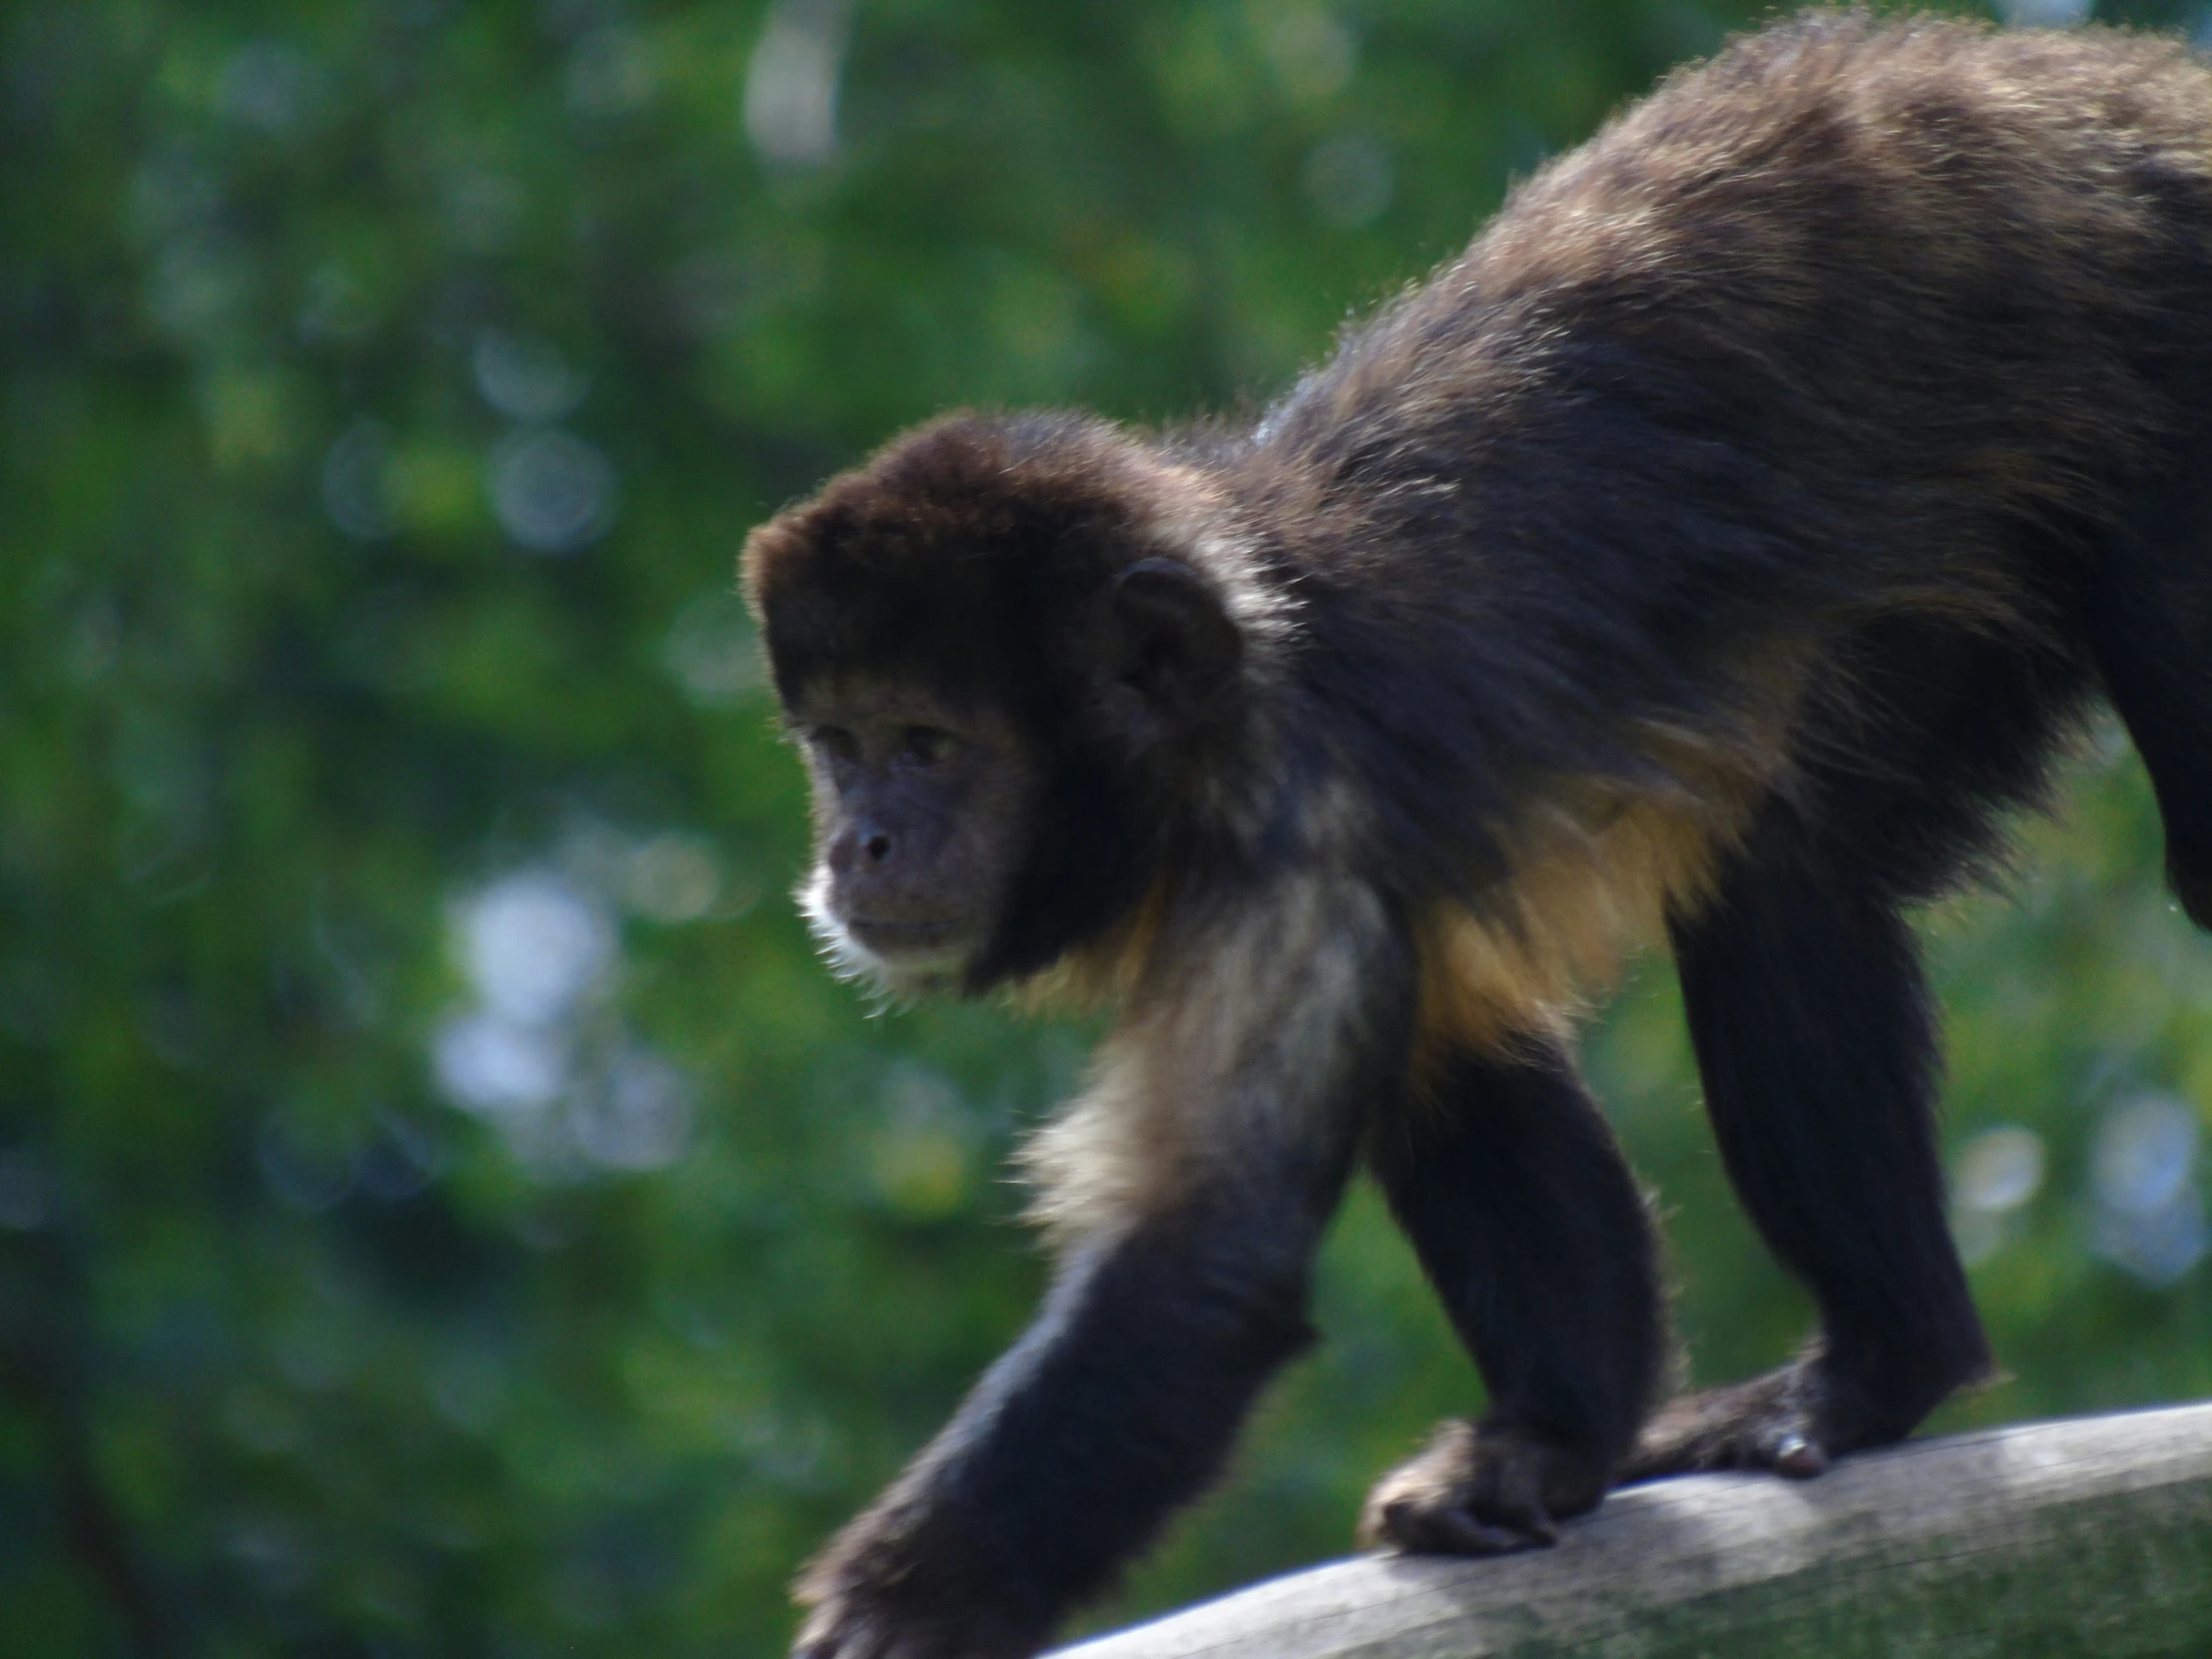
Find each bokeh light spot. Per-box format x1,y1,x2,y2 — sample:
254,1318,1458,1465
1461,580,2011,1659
487,428,619,554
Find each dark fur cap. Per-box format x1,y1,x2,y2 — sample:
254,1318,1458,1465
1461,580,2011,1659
743,411,1195,729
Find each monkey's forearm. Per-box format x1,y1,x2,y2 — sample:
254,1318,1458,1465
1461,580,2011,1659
795,1200,1323,1658
796,879,1412,1659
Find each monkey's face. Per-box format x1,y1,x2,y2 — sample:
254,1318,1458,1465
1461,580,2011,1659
743,410,1267,994
789,679,1040,996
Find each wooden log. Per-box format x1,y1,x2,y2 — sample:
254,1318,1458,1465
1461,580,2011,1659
1054,1402,2212,1658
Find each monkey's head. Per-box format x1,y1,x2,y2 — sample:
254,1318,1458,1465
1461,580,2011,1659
743,412,1280,998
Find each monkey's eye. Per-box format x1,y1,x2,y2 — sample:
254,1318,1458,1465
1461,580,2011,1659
812,726,862,764
897,726,962,769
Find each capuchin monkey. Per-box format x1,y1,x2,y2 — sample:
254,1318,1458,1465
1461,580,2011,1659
742,13,2212,1658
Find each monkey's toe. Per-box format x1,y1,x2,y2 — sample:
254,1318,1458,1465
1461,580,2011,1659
1618,1368,1835,1483
1359,1418,1606,1557
1770,1428,1831,1478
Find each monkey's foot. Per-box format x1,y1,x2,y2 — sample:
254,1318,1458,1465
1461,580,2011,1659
1358,1418,1609,1555
1615,1364,1834,1482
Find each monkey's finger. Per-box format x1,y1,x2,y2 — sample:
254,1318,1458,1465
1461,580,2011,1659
1478,1499,1557,1546
1513,1501,1560,1546
1468,1451,1564,1545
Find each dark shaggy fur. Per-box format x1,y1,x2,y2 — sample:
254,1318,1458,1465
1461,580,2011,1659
745,14,2212,1659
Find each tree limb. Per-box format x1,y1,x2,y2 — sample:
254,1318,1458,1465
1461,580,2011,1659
1057,1402,2212,1658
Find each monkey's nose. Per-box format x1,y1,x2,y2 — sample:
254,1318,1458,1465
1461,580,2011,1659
829,819,894,877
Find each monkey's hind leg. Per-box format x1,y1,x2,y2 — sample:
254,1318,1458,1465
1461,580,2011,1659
1624,829,1990,1483
1361,1041,1666,1554
2092,467,2212,932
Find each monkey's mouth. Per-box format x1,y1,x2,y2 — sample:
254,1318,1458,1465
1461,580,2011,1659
844,916,973,958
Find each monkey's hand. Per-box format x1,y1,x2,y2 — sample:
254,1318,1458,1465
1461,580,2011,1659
791,1506,1044,1659
1358,1419,1609,1555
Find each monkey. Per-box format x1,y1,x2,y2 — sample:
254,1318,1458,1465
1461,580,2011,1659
741,12,2212,1658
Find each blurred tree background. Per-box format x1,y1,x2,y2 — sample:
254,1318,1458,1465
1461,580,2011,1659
5,0,2212,1653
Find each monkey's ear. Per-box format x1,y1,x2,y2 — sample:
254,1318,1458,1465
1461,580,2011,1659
1109,557,1244,726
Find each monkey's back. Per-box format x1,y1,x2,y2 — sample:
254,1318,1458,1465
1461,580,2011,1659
1241,12,2212,924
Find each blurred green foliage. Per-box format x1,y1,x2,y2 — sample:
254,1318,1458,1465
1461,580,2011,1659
4,1,2212,1654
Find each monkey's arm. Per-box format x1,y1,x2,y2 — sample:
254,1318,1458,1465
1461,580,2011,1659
793,878,1410,1659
